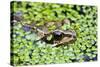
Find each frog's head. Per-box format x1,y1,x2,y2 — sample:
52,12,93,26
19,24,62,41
64,30,76,40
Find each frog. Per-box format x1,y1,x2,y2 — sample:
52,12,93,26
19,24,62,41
23,18,76,47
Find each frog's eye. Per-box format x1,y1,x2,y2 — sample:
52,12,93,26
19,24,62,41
53,31,62,36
